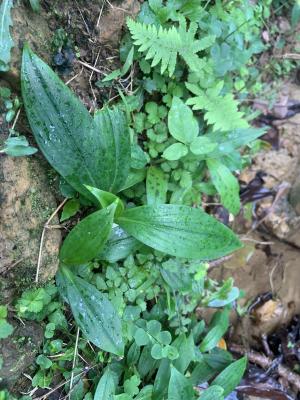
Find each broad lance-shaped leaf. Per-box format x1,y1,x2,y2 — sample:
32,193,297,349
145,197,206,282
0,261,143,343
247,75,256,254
207,159,240,216
94,368,118,400
116,205,242,260
57,266,124,356
59,203,116,265
0,0,14,71
94,107,131,193
211,356,247,396
21,46,130,198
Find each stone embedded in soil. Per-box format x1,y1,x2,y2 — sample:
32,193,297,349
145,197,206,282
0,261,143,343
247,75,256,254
0,321,43,389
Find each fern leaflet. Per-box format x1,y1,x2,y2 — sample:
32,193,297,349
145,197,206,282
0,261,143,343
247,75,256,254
186,82,248,132
127,18,215,76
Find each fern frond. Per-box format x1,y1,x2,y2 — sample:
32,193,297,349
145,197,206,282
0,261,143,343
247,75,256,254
186,82,248,132
127,18,215,76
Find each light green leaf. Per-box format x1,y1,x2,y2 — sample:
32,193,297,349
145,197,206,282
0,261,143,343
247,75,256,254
0,319,14,339
0,306,7,319
190,136,217,155
94,368,118,400
146,166,168,206
134,385,153,400
0,0,14,71
84,185,124,216
198,385,224,400
211,356,247,396
168,365,194,400
1,136,38,157
134,328,150,346
29,0,40,12
291,3,300,28
57,266,124,356
168,97,198,144
59,203,116,265
116,205,241,260
207,159,240,215
21,47,130,199
162,143,188,161
60,199,80,222
120,169,146,191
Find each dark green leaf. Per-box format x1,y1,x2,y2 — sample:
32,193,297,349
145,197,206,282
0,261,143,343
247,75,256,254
98,225,141,263
207,159,240,215
120,169,146,191
146,166,168,206
60,199,80,222
168,365,194,400
93,108,131,193
131,143,148,169
59,203,116,265
116,205,242,260
21,47,130,199
211,356,247,396
0,0,14,71
135,385,153,400
57,266,124,356
94,368,118,400
173,334,195,373
168,97,198,144
153,359,170,400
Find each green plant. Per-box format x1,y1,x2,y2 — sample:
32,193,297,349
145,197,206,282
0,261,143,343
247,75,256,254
15,0,281,397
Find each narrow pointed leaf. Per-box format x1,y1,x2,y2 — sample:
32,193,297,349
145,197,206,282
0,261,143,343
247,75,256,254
57,266,124,356
198,385,224,400
207,159,240,215
59,203,116,265
116,205,242,260
211,357,247,396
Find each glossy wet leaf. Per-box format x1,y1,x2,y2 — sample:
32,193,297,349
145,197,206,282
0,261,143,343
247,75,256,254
59,203,116,265
98,225,141,263
21,47,130,200
0,0,14,71
168,97,199,144
146,166,168,206
57,266,124,356
116,205,242,260
94,107,131,193
207,159,240,215
211,356,247,397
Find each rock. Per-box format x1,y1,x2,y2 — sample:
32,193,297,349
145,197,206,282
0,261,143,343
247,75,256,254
289,171,300,215
0,144,61,302
2,2,51,87
99,0,140,46
0,320,43,389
